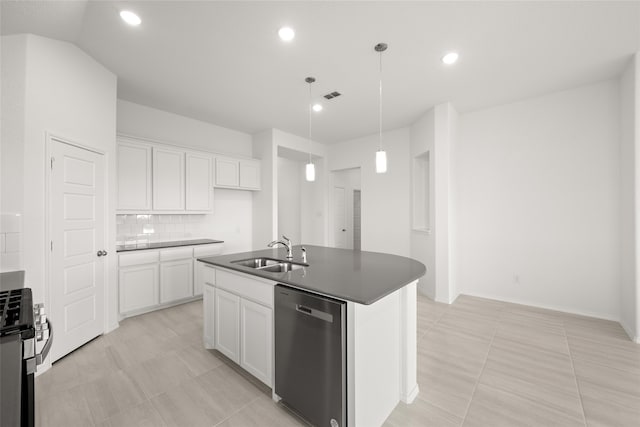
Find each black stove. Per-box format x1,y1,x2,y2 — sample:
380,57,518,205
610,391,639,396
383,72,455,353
0,286,52,427
0,288,35,338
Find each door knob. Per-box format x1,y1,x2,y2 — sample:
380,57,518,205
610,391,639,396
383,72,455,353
342,229,346,232
97,250,108,257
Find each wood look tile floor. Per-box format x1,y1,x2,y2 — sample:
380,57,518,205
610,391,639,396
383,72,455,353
35,295,640,426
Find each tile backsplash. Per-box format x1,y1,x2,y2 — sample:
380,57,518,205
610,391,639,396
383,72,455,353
0,213,22,272
116,214,210,245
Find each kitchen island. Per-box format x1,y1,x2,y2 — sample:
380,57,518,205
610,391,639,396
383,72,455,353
197,245,426,427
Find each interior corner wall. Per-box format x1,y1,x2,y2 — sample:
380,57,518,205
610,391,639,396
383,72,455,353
328,128,411,257
252,129,277,247
1,35,118,331
410,109,436,298
455,80,621,320
277,157,302,244
621,53,640,342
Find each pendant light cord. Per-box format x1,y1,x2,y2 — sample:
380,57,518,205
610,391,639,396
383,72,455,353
379,50,383,151
308,81,312,164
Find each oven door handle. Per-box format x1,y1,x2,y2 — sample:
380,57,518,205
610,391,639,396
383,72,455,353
36,320,53,365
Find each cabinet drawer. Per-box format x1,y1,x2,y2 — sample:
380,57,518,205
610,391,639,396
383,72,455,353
119,250,159,267
194,243,223,258
160,246,193,261
201,263,216,285
215,268,273,308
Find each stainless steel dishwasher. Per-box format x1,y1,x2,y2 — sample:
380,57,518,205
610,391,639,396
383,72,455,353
274,284,346,427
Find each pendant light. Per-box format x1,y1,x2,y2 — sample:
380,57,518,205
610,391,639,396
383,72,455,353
305,76,316,182
375,42,388,174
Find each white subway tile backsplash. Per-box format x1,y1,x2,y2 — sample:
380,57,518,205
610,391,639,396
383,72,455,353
0,213,22,233
5,233,21,253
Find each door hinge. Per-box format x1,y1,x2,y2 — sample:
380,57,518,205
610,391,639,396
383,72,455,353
50,157,55,170
50,241,53,251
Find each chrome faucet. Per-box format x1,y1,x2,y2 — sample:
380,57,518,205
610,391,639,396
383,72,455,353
301,246,307,263
268,235,293,260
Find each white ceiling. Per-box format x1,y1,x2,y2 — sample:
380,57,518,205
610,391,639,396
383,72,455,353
2,1,639,144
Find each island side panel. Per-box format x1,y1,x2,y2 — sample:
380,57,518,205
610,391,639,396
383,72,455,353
400,280,419,403
348,289,401,427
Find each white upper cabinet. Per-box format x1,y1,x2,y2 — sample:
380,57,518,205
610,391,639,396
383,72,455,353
215,157,261,190
186,152,213,211
239,159,261,190
117,136,260,213
215,157,240,187
117,139,152,210
153,146,185,210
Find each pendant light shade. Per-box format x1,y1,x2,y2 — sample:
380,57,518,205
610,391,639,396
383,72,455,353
375,42,388,174
305,77,316,182
305,162,316,181
376,150,387,174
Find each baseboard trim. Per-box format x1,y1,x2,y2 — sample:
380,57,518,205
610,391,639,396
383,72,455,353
401,384,420,404
459,291,620,322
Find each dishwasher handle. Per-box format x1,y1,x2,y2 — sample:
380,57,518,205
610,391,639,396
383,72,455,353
296,304,334,323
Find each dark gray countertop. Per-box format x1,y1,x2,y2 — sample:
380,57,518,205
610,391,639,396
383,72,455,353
116,238,223,252
197,245,426,305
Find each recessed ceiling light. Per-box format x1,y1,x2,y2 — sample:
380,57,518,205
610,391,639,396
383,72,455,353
278,26,295,42
120,10,141,26
312,103,323,112
442,52,459,65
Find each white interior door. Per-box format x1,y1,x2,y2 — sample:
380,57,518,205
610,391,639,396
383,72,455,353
50,138,105,362
333,187,347,248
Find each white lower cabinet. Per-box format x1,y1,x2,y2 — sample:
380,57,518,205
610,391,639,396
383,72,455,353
160,258,193,303
240,298,272,386
215,287,241,363
119,263,159,314
201,264,274,387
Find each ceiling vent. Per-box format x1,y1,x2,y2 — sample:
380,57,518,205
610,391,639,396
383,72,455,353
323,91,341,100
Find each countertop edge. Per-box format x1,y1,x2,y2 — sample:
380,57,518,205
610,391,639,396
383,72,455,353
197,245,426,305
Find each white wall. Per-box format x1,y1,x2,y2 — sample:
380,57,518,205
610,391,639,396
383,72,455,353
117,99,252,156
328,128,411,257
277,156,302,244
410,110,436,297
116,100,254,254
455,80,621,320
0,34,118,330
620,53,639,341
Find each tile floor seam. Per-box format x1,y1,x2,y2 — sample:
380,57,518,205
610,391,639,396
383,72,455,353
459,311,500,425
563,325,589,427
211,394,264,427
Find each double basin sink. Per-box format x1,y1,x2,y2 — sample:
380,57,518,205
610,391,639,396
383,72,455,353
231,257,308,273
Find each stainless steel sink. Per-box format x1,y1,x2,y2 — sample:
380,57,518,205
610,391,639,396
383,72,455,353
231,258,280,268
259,262,305,273
231,257,307,273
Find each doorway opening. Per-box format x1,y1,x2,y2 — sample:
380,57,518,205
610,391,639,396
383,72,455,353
330,168,361,250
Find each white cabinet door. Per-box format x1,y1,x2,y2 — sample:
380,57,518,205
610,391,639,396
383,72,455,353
239,159,261,190
160,258,193,303
215,157,239,187
215,287,240,363
194,258,217,296
186,152,213,211
153,147,185,210
240,298,272,387
119,264,159,314
203,283,215,349
117,140,152,210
